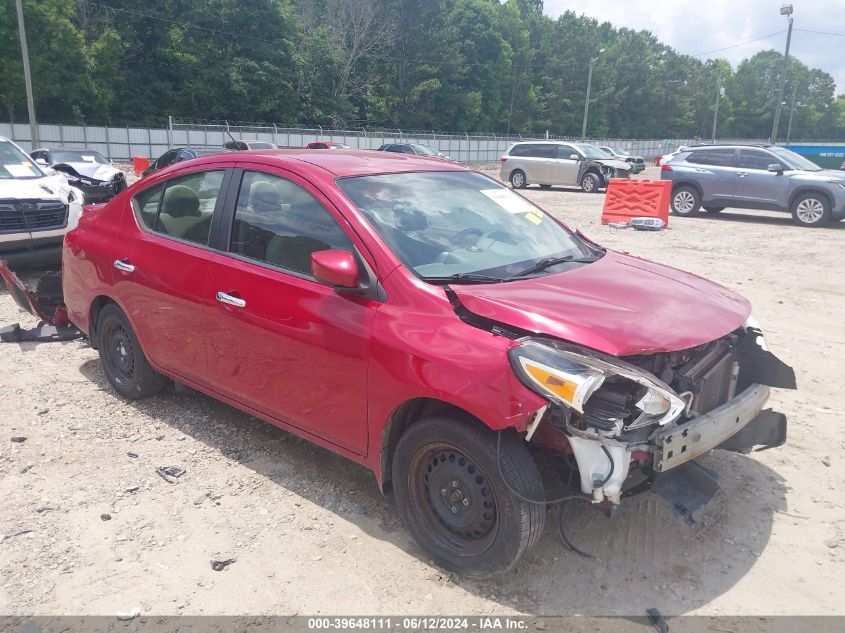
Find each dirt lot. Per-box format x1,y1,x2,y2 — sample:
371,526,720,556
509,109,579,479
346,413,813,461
1,166,844,617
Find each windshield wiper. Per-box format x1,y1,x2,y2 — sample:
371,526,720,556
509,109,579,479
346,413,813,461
422,272,505,284
506,255,599,279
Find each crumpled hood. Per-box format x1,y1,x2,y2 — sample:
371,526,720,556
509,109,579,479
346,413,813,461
595,158,631,171
54,161,120,182
450,251,751,356
0,174,73,202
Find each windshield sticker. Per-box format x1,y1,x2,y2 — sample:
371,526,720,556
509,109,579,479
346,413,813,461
480,188,541,215
525,211,543,225
5,163,39,177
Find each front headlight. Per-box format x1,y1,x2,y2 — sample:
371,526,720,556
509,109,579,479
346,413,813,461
508,338,686,431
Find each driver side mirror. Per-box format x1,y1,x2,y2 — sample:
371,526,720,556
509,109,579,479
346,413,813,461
311,250,359,289
569,154,580,161
767,163,784,174
34,158,48,166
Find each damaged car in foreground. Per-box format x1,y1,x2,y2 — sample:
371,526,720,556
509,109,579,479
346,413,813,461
1,150,795,576
31,148,126,203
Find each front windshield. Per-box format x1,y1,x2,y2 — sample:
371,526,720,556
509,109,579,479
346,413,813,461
52,150,109,165
577,144,612,160
412,145,440,156
0,141,45,179
337,171,591,281
770,147,823,172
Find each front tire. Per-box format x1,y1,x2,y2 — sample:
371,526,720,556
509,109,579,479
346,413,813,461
790,192,831,227
392,416,545,576
580,172,600,193
97,304,167,400
509,170,527,189
671,185,701,215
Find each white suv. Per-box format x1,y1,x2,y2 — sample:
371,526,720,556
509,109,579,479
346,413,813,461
0,137,83,266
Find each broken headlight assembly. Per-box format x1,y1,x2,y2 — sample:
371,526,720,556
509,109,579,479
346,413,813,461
508,338,686,435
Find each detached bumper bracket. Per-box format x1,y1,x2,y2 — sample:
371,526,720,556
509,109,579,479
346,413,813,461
718,409,787,454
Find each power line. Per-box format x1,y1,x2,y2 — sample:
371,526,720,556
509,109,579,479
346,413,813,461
795,28,845,37
690,29,786,57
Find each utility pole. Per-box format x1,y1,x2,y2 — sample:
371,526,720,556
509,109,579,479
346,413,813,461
15,0,37,150
771,4,794,144
786,83,799,143
581,48,605,141
711,75,722,143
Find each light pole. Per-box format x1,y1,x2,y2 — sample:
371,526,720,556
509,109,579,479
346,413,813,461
581,48,605,141
771,4,794,144
15,0,38,149
711,75,724,143
786,84,800,143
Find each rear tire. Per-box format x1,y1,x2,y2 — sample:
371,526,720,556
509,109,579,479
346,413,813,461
580,172,600,193
97,304,167,400
790,192,831,227
510,170,527,189
392,416,545,576
671,185,701,215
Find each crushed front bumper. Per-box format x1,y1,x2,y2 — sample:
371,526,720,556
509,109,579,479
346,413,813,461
653,383,786,473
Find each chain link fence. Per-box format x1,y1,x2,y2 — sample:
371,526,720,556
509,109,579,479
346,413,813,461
10,118,836,164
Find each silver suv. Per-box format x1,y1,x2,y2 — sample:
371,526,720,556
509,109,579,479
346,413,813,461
500,141,630,193
661,144,845,227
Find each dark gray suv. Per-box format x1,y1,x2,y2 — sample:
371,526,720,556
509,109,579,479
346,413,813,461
661,144,845,227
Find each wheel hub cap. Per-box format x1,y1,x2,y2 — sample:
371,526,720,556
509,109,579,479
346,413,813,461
675,191,694,212
796,199,824,223
423,449,495,540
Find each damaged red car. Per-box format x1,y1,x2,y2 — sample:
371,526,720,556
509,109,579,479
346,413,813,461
2,150,795,576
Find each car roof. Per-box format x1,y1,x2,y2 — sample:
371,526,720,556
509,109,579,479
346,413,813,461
685,143,774,150
181,149,466,177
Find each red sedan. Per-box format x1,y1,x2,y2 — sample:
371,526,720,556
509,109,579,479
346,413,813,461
306,141,351,149
51,150,793,575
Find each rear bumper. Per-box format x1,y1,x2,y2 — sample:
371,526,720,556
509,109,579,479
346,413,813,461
653,384,781,472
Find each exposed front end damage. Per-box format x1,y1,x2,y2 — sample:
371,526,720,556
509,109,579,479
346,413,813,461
509,323,795,514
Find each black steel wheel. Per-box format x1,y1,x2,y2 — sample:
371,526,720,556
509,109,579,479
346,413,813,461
392,416,545,576
97,304,167,400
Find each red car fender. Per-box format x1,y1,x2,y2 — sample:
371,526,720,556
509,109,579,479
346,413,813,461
364,268,547,487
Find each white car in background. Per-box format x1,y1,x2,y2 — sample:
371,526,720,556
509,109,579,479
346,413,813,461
655,146,688,166
0,137,84,267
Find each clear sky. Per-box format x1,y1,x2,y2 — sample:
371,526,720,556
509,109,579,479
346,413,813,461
543,0,845,95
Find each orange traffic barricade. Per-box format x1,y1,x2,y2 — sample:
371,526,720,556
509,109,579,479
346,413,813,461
601,179,671,227
132,156,151,177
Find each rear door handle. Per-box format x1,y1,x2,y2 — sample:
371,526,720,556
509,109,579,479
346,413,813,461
216,291,246,309
113,259,135,273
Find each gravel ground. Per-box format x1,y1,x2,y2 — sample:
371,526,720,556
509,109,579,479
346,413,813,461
1,165,843,617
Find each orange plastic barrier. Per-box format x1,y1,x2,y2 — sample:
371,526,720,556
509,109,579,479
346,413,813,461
132,156,151,176
601,179,671,227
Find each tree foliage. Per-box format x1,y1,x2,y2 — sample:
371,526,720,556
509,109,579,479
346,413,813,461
1,0,843,139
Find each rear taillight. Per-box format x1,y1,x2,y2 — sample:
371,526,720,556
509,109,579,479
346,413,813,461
500,156,508,163
661,164,672,172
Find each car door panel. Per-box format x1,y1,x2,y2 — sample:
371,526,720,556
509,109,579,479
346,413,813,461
112,168,232,383
734,150,789,207
549,145,580,186
685,149,737,203
203,167,373,455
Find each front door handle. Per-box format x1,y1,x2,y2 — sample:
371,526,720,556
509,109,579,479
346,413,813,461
113,259,135,273
216,291,246,309
737,171,748,178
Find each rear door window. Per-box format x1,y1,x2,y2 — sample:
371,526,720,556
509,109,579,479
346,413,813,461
131,170,225,246
686,149,736,167
508,144,531,157
228,171,354,276
528,145,557,158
